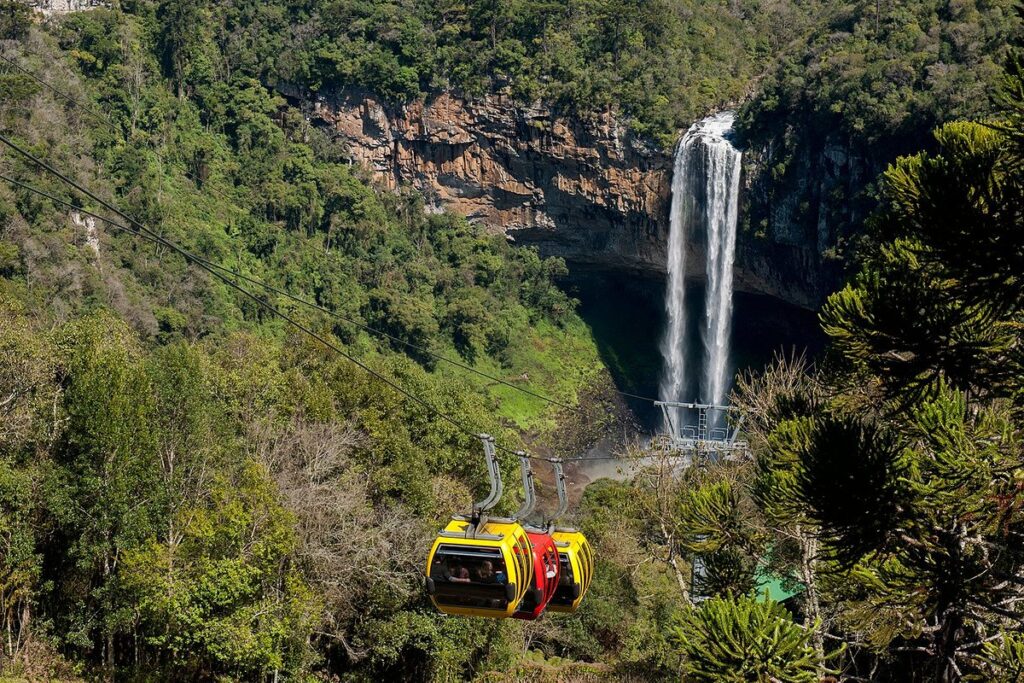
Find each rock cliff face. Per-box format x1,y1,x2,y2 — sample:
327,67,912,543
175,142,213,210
22,0,107,15
294,87,841,309
302,89,672,273
737,132,877,309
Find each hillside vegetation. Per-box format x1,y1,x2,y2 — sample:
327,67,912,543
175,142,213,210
0,1,1022,682
143,0,1019,147
117,0,825,146
0,5,619,679
736,0,1021,265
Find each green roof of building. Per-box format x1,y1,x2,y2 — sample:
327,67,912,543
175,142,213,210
755,572,803,603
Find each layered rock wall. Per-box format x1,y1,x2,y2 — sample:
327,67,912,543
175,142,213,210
20,0,107,15
738,133,875,308
303,89,672,275
293,87,839,309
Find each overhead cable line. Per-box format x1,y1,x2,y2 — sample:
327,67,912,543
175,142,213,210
0,170,678,465
1,51,684,462
1,51,574,404
0,134,551,457
2,181,708,465
0,47,665,410
0,53,115,131
0,50,741,468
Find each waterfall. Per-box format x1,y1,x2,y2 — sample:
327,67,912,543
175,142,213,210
659,112,742,430
657,128,695,431
698,114,742,409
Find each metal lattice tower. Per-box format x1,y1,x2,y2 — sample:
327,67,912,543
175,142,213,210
652,401,748,460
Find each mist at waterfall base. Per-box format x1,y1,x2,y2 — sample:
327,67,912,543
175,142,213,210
566,273,825,433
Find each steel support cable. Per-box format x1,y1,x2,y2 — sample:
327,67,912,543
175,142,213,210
0,170,683,466
3,142,683,468
1,48,665,409
0,175,718,466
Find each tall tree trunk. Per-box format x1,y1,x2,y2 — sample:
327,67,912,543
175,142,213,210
5,594,12,659
797,526,824,662
104,550,115,680
661,522,690,603
937,607,964,683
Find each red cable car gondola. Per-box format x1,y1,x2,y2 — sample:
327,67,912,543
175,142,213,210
509,458,560,620
513,528,560,620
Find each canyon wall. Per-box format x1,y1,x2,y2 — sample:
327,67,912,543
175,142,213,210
21,0,108,14
293,87,842,309
737,132,876,310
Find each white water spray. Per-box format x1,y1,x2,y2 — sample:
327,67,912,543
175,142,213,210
698,114,741,409
657,129,695,431
658,112,742,430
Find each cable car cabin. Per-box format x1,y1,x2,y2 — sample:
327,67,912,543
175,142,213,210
512,530,560,620
548,530,594,613
425,518,534,618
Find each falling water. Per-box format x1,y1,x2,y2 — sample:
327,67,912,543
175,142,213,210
659,112,742,431
698,113,742,410
657,126,696,431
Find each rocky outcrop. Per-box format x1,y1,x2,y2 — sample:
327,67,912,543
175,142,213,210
21,0,108,15
302,89,673,275
293,87,843,309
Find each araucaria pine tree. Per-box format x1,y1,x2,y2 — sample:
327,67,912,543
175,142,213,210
736,58,1024,682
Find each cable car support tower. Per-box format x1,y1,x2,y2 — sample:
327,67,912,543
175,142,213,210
650,401,748,463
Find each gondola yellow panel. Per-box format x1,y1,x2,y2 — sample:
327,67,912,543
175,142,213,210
425,518,534,618
547,530,594,613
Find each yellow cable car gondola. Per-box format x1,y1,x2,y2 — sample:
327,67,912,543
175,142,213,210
548,529,594,613
425,435,535,618
546,461,594,613
425,517,534,618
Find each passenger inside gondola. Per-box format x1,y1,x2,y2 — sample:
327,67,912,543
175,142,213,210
475,560,507,584
552,552,576,604
544,555,556,579
430,546,511,609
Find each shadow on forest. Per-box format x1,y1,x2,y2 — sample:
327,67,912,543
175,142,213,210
562,269,827,435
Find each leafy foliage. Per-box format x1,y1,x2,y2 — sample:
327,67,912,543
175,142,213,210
733,60,1024,682
0,1,31,40
127,0,830,146
737,0,1021,269
821,119,1024,402
672,594,821,683
743,0,1020,148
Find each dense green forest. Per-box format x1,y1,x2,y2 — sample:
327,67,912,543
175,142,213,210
0,0,1022,681
129,0,814,145
128,0,1018,146
736,0,1021,264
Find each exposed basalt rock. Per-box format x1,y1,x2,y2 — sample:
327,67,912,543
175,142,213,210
738,132,878,308
301,89,672,273
291,86,842,309
21,0,108,14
